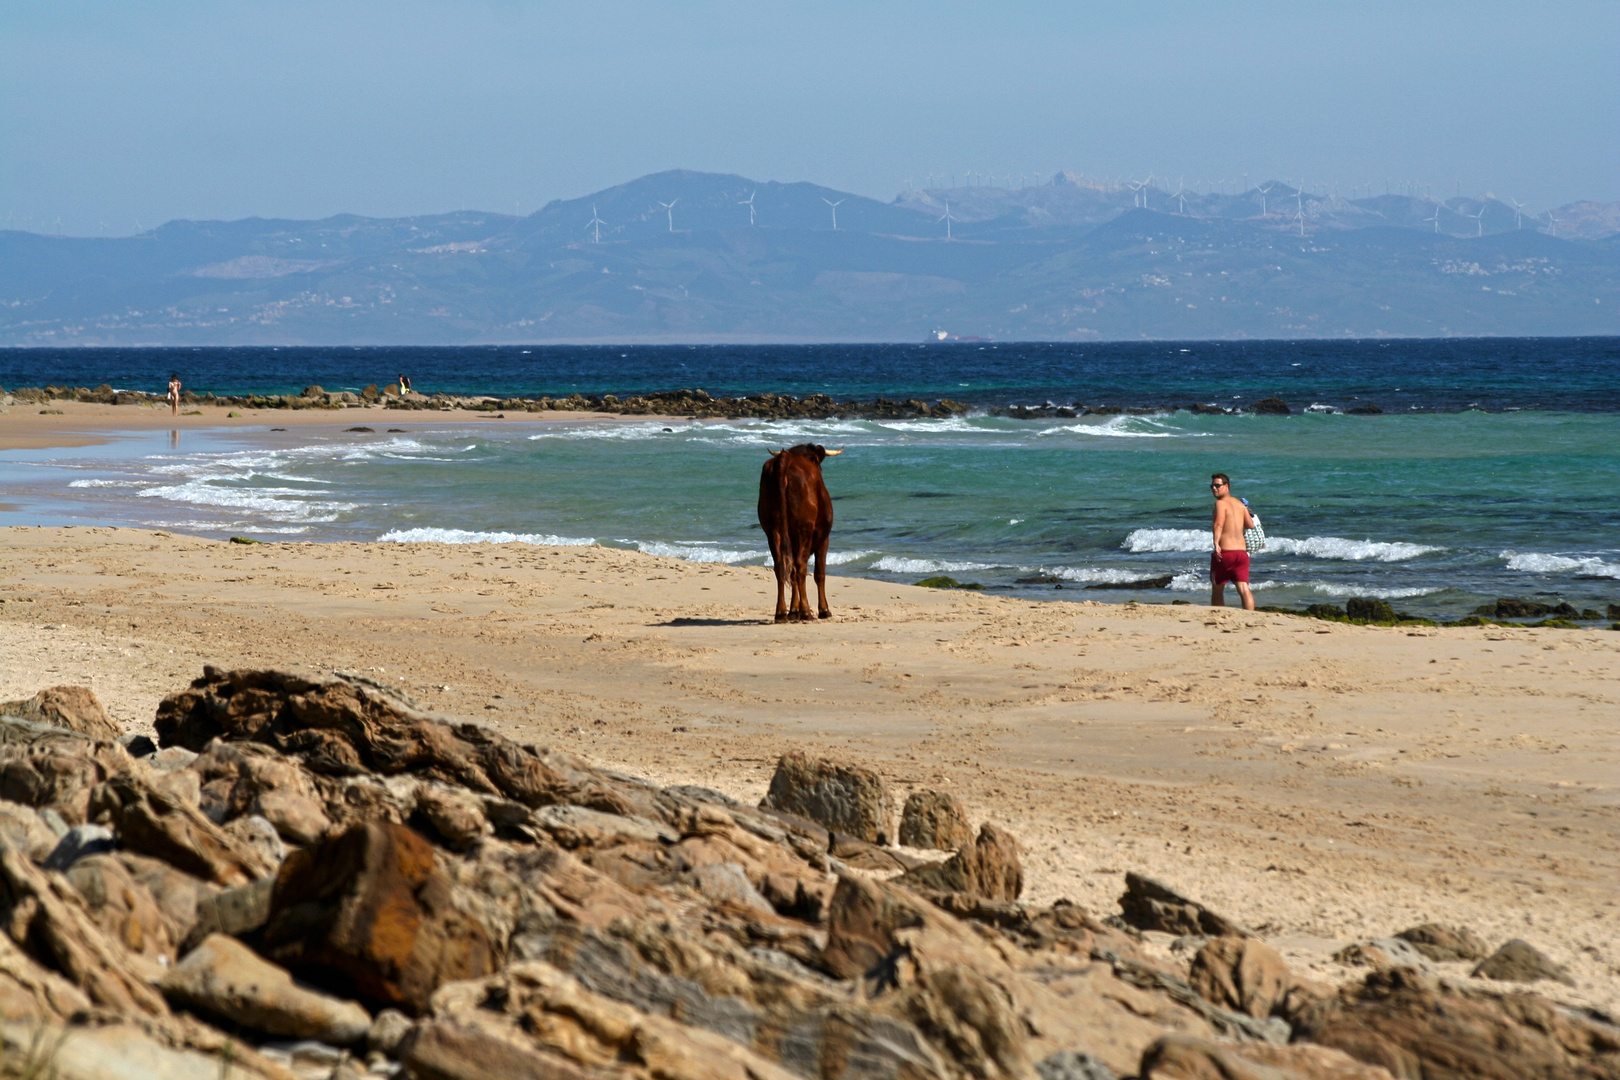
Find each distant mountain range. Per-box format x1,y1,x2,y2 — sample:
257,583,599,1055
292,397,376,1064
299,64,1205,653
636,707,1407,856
2,170,1616,344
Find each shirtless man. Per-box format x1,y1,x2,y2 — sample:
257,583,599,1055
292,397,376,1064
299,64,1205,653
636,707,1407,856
167,373,182,417
1209,472,1255,610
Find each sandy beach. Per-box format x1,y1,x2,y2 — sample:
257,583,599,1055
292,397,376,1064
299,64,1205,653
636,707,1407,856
0,398,669,451
3,516,1616,1020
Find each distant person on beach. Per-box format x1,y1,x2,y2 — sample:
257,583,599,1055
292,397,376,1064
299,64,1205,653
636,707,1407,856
398,374,412,396
1209,472,1256,611
167,373,182,416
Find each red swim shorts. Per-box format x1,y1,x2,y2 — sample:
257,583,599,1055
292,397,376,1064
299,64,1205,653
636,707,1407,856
1211,549,1250,585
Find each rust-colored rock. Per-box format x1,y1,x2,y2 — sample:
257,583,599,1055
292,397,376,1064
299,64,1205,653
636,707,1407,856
262,821,499,1013
1119,873,1247,937
759,750,896,845
899,790,973,851
1189,936,1321,1021
65,854,176,969
1292,966,1620,1079
895,822,1024,901
0,686,121,741
0,745,123,825
1394,923,1488,963
0,845,169,1016
90,772,271,886
1472,939,1575,986
156,668,632,813
1140,1034,1396,1079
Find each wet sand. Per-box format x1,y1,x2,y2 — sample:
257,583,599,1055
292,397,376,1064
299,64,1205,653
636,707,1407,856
2,524,1616,1015
0,398,674,452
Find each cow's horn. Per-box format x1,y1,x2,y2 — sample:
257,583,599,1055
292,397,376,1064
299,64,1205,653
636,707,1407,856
823,448,843,457
768,449,782,457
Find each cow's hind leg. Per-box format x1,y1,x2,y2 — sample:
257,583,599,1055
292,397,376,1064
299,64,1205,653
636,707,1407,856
813,537,831,619
767,532,789,622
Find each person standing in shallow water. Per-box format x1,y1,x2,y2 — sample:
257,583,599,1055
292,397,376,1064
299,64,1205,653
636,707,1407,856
1209,472,1255,610
166,373,182,416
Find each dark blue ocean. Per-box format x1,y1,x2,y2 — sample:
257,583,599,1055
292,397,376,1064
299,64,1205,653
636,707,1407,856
4,339,1620,412
3,339,1618,619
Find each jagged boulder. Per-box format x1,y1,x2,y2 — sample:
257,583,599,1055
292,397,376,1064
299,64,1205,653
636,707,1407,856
64,854,177,970
0,743,126,824
261,820,499,1013
156,667,635,814
1291,966,1620,1079
161,933,371,1045
895,822,1024,901
90,772,272,886
1139,1034,1397,1079
1472,939,1575,986
1118,873,1247,937
0,686,121,741
1394,923,1488,963
1189,935,1322,1021
759,750,896,845
899,790,974,851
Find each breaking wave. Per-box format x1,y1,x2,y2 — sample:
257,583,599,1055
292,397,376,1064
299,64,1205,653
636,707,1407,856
1502,551,1620,579
1121,529,1439,562
379,528,596,546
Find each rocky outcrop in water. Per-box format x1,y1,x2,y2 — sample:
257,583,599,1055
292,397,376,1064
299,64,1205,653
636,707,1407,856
0,668,1612,1080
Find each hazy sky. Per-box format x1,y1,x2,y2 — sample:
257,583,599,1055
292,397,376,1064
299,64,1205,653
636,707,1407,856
4,1,1616,236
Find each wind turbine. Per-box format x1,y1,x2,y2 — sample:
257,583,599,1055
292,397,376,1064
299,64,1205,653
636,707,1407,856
1127,179,1147,207
822,197,844,230
1424,204,1442,233
1294,204,1306,237
1509,198,1524,229
1472,205,1486,237
658,199,678,232
1174,180,1187,214
739,190,756,226
1257,183,1275,215
1545,209,1559,237
586,204,606,243
937,201,957,240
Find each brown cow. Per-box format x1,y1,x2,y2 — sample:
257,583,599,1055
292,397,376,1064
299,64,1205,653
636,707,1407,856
757,443,841,622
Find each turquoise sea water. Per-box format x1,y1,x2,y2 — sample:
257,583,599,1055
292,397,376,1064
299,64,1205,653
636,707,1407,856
4,407,1617,619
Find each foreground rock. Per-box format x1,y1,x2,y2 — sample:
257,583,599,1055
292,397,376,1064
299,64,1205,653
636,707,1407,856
262,821,498,1013
0,686,122,741
1293,967,1619,1079
161,933,371,1044
759,749,897,845
0,665,1613,1080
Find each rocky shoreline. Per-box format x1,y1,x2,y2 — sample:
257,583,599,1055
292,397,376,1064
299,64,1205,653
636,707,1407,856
0,667,1613,1080
2,384,1327,420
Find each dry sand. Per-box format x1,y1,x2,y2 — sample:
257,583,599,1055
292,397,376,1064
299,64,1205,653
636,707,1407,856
2,522,1617,1016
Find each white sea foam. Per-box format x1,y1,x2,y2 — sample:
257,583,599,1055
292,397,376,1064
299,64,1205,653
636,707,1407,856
1502,551,1620,579
824,549,881,566
139,481,356,522
1122,528,1211,553
1045,566,1161,584
634,540,767,564
68,478,148,488
1265,536,1440,562
1168,574,1278,592
1122,528,1439,562
1307,583,1441,599
871,555,999,575
380,528,596,546
1040,416,1206,439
